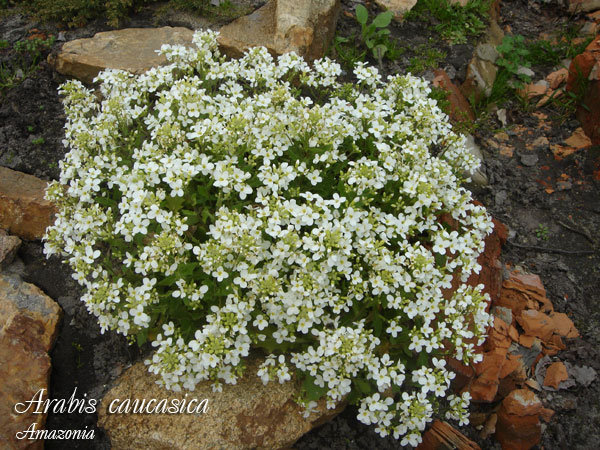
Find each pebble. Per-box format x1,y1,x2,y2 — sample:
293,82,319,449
520,154,539,166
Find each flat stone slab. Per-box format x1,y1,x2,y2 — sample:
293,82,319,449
0,167,56,241
50,27,195,84
99,357,344,449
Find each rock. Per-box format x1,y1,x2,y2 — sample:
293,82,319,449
543,362,569,389
568,0,600,13
433,69,476,124
518,82,548,99
0,273,62,449
495,389,542,450
568,364,597,387
517,66,535,78
0,234,21,269
461,20,504,101
49,27,195,84
546,68,569,89
520,154,538,167
98,357,345,449
463,135,488,186
0,167,57,241
564,127,592,149
217,0,340,62
374,0,418,20
417,420,481,450
566,35,600,145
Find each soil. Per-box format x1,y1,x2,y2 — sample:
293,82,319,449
1,0,599,448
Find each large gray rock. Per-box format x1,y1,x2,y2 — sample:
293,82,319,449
49,27,195,84
99,356,345,449
217,0,341,61
0,273,62,449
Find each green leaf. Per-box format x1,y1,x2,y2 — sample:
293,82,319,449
302,375,328,401
136,330,148,346
355,4,368,25
372,11,393,28
354,378,373,395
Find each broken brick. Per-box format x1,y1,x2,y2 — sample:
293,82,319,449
495,389,542,450
517,310,555,342
544,361,569,389
417,420,481,450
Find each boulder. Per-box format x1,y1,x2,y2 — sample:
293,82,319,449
217,0,340,62
0,167,56,241
98,357,345,449
49,27,195,84
566,35,600,145
374,0,418,20
0,273,62,449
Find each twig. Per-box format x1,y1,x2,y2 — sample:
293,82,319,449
558,220,596,245
506,240,596,256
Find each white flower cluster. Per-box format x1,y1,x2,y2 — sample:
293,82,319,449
44,30,494,445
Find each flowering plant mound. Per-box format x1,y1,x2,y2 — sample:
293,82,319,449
44,30,494,445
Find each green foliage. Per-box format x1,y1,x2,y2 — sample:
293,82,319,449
496,34,531,86
406,0,490,44
17,0,214,27
526,29,593,67
0,36,55,95
332,5,403,70
32,136,45,145
355,4,395,61
536,224,549,240
407,43,446,74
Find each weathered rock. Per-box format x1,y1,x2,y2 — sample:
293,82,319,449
546,67,569,89
495,389,542,450
566,35,600,145
0,273,62,450
50,27,195,84
0,233,21,268
99,357,345,449
0,167,56,241
217,0,340,62
417,420,481,449
461,20,504,101
568,0,600,13
374,0,418,20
